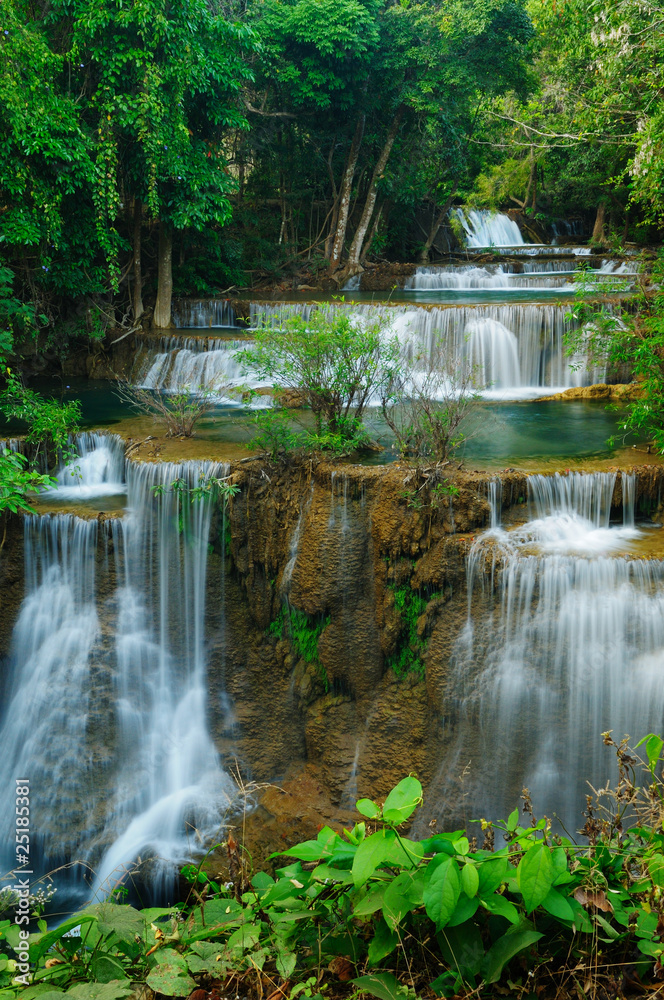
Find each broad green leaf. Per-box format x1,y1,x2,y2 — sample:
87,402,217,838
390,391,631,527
86,903,145,945
356,798,381,819
276,839,330,861
276,948,297,979
517,843,554,912
367,918,399,967
354,886,386,917
146,965,196,997
384,837,425,869
226,924,261,952
423,856,461,929
540,888,575,922
506,808,519,832
382,777,423,825
311,864,354,885
66,984,133,1000
453,837,469,856
461,863,479,898
252,872,275,891
352,972,408,1000
382,880,413,930
438,921,484,979
89,955,127,984
31,914,98,962
352,830,396,887
480,922,543,984
476,854,510,896
480,893,520,924
649,854,664,888
448,893,479,927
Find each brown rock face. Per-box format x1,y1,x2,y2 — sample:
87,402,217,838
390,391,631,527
214,461,494,804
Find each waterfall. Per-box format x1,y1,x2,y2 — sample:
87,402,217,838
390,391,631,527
405,265,511,290
250,300,605,389
0,516,100,885
427,471,664,832
0,449,238,903
133,336,265,397
452,209,524,248
172,299,237,329
465,319,521,388
45,432,126,499
91,460,236,898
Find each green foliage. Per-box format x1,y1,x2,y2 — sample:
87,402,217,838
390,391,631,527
11,738,664,998
0,450,55,514
237,309,401,453
385,586,433,680
267,604,330,689
248,408,303,460
0,369,81,463
566,253,664,453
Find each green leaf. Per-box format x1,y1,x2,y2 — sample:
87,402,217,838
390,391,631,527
480,922,543,984
66,984,133,1000
356,798,381,819
517,844,554,912
480,893,520,924
506,808,519,832
352,972,408,1000
540,888,575,922
461,863,479,898
354,886,387,917
649,854,664,888
226,924,261,952
31,914,98,962
476,854,509,896
382,880,413,931
276,948,297,979
89,956,128,984
382,777,423,825
448,894,480,927
423,856,461,929
146,966,197,997
438,921,485,979
367,918,399,967
352,830,396,887
86,903,145,945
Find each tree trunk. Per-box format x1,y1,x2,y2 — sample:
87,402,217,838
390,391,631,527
419,194,455,263
360,201,385,265
154,222,173,329
328,112,365,270
343,107,404,276
592,202,606,243
132,199,144,321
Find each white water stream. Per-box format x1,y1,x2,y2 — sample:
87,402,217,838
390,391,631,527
0,451,237,902
423,471,664,832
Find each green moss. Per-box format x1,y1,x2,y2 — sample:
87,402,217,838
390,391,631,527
267,605,330,690
386,585,437,680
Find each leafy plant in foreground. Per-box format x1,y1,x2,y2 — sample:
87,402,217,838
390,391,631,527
6,736,664,998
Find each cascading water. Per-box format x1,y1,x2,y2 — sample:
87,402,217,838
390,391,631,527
133,336,268,398
0,446,238,904
91,460,236,899
0,516,100,897
44,432,126,499
423,471,664,832
250,300,605,391
452,209,524,248
172,299,237,329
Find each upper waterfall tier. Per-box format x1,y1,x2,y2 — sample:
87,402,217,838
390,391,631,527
452,209,524,248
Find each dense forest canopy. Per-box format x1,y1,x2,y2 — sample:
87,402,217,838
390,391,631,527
0,0,662,347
